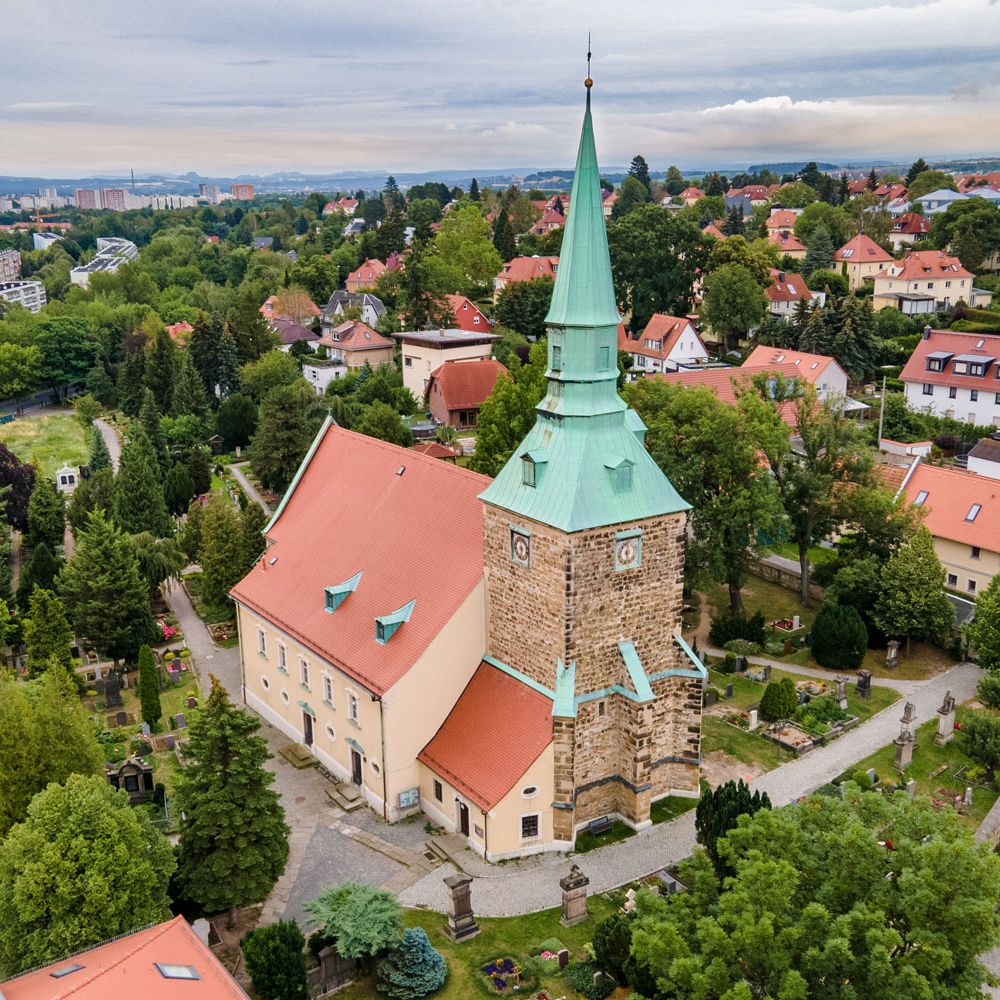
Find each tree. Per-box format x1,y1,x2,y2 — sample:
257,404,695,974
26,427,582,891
825,556,882,635
0,342,41,408
139,387,169,471
960,712,1000,778
0,774,174,977
216,324,242,398
59,510,158,664
701,263,767,350
26,477,65,552
705,235,774,286
695,779,771,876
354,401,413,447
839,484,921,564
930,199,1000,265
664,165,686,196
376,927,446,1000
811,600,868,670
628,154,652,192
491,209,516,261
175,677,289,926
905,157,929,186
145,325,176,413
23,587,74,677
875,526,953,653
611,176,650,219
249,379,328,492
199,495,246,608
189,313,220,397
18,541,60,604
908,169,957,200
289,254,339,305
34,316,99,401
217,392,258,449
0,679,41,835
803,223,835,274
608,205,709,331
112,426,172,537
759,676,797,722
969,574,1000,671
425,205,503,297
721,204,745,236
829,294,880,381
241,920,307,1000
592,914,633,982
128,531,185,598
495,276,553,340
88,424,113,472
468,177,480,201
976,672,1000,710
137,643,162,727
164,462,196,515
241,500,268,569
171,348,210,419
304,883,402,961
117,348,146,417
0,442,36,531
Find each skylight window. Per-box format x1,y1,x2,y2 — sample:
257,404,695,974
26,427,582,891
966,504,982,522
154,964,201,980
914,490,929,506
49,963,84,979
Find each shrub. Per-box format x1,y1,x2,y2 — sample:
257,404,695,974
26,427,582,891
592,914,632,982
852,769,873,790
535,937,565,954
759,678,797,722
811,601,868,670
241,920,307,1000
978,673,1000,711
764,641,786,656
376,927,446,1000
719,653,737,674
722,638,762,656
564,961,615,1000
709,611,766,646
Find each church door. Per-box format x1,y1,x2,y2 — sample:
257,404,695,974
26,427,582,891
457,801,470,837
351,749,363,786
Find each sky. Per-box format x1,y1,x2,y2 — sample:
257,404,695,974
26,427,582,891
3,0,1000,177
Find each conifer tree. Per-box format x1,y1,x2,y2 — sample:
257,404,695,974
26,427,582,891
469,177,480,201
59,510,158,665
695,779,771,877
867,167,879,190
145,326,176,414
199,495,245,608
721,204,745,236
137,643,162,727
18,541,60,605
906,157,929,187
216,325,242,399
30,667,104,785
117,349,146,417
88,425,113,472
164,462,196,516
171,348,210,418
376,928,447,1000
811,600,868,670
23,587,74,676
968,574,1000,671
187,445,212,496
798,300,834,355
241,501,268,571
831,294,879,381
241,921,307,1000
628,153,652,192
26,477,65,552
111,426,172,536
139,388,169,472
759,676,797,722
0,678,40,835
175,677,289,927
189,313,220,398
803,223,835,274
491,210,517,262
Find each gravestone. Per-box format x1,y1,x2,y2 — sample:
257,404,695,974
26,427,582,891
965,786,974,807
186,696,198,709
762,665,772,681
894,704,916,773
140,722,151,736
784,639,793,655
792,614,801,630
866,767,878,785
175,713,187,729
835,676,848,711
116,710,128,727
934,690,956,747
886,640,900,669
856,670,872,700
725,683,734,699
557,949,569,969
735,656,746,672
559,863,590,927
593,972,606,992
798,689,809,705
747,709,759,731
704,689,718,707
443,873,479,942
164,734,176,750
104,672,124,708
906,779,917,798
172,657,182,670
623,887,636,913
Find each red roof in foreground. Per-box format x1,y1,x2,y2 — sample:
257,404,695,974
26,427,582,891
419,661,553,811
901,463,1000,551
427,359,506,411
231,424,490,695
0,916,247,999
834,234,894,264
899,329,1000,391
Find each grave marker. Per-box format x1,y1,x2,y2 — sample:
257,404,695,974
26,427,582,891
559,863,590,927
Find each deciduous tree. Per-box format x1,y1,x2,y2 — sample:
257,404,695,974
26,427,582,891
968,574,1000,671
495,276,553,340
249,379,327,492
701,263,767,351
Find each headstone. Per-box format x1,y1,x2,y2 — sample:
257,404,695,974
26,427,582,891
906,779,917,799
704,690,718,707
901,701,916,726
558,949,569,969
725,683,734,699
165,734,176,750
747,709,759,731
798,689,809,705
893,712,915,773
442,873,479,942
792,614,801,630
140,722,151,736
104,672,123,708
866,767,877,785
116,710,128,727
762,665,772,681
172,657,182,671
783,639,793,655
175,712,187,729
965,786,974,807
593,972,606,991
856,670,872,700
186,696,198,709
735,656,746,672
835,676,848,711
934,690,957,747
559,863,590,927
886,640,900,669
623,887,636,912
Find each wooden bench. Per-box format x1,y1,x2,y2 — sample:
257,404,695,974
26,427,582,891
588,816,613,837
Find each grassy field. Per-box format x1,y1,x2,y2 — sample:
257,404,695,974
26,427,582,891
702,576,819,632
764,542,839,567
0,413,88,479
334,899,618,1000
702,717,783,771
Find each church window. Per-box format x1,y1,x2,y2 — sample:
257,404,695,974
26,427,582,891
520,814,540,839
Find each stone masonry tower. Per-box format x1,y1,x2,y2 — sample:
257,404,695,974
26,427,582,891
480,78,704,845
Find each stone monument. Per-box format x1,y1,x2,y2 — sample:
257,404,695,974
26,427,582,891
886,640,900,669
747,708,759,731
559,863,590,927
835,676,848,712
856,670,872,700
893,702,916,773
443,873,479,942
934,690,956,747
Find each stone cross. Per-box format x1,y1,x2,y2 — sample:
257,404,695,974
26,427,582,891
935,690,957,746
559,863,590,927
443,873,479,942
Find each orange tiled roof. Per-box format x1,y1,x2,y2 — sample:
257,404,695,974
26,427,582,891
231,425,490,695
743,346,843,385
679,187,704,200
446,294,492,332
497,256,559,283
259,294,321,319
834,234,894,264
899,329,1000,391
427,359,507,411
347,259,387,287
766,209,797,231
764,269,813,304
411,441,458,460
884,250,972,281
901,463,1000,551
892,212,931,236
702,223,726,240
318,320,393,352
619,315,703,362
769,230,806,252
419,661,553,810
0,916,248,999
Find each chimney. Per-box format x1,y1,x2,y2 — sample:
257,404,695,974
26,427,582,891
778,272,786,282
923,325,932,340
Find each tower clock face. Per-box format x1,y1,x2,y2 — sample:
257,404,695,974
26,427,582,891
616,537,639,569
512,532,530,564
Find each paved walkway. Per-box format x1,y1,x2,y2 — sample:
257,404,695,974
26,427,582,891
399,663,981,916
228,463,273,516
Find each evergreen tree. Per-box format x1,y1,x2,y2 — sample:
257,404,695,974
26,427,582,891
831,294,880,381
189,313,220,398
838,173,850,204
30,667,104,785
216,325,242,399
179,499,204,562
171,348,210,419
112,426,172,537
0,774,174,976
811,600,868,670
867,167,879,190
59,510,158,665
628,153,652,191
145,326,176,413
304,883,401,960
163,462,196,516
216,393,258,449
798,300,834,355
0,678,40,835
18,542,60,605
117,349,146,417
721,204,745,236
969,574,1000,671
241,920,308,1000
906,157,929,186
803,223,835,273
241,501,268,570
200,494,247,608
469,177,480,201
187,445,212,496
376,928,446,1000
695,779,771,877
66,467,114,537
759,677,797,722
139,388,169,472
23,587,74,676
491,210,517,262
175,677,289,927
249,380,327,492
137,643,162,727
26,477,65,552
88,425,113,472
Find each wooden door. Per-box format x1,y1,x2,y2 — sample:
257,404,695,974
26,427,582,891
351,749,363,786
302,711,313,747
458,801,470,837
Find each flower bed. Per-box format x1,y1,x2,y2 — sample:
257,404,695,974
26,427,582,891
724,711,750,730
481,957,521,992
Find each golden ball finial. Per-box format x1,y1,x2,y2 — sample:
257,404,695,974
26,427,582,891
584,76,593,89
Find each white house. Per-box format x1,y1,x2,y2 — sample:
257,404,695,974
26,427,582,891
618,315,709,373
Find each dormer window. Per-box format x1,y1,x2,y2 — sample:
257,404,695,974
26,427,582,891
375,599,415,644
521,450,548,488
605,456,634,493
325,570,363,613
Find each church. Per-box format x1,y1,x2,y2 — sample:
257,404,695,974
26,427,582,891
231,79,705,860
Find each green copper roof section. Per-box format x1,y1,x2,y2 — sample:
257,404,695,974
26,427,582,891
618,641,655,701
553,659,577,718
545,88,620,329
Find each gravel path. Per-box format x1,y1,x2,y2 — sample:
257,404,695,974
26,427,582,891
228,462,273,516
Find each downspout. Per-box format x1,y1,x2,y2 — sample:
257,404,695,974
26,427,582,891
233,600,247,705
376,695,388,821
483,809,489,862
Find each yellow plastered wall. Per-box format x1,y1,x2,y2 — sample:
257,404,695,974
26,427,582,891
933,536,999,597
400,342,493,403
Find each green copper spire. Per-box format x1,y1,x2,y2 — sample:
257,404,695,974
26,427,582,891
480,78,689,533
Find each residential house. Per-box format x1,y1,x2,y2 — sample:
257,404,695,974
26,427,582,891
446,294,493,332
252,236,273,250
958,173,1000,191
678,186,704,206
231,84,704,860
323,290,386,329
967,435,1000,480
742,346,849,399
345,259,387,292
872,251,992,313
0,915,249,999
323,197,359,216
411,440,459,462
166,320,194,344
910,188,967,215
601,189,618,218
724,185,771,216
530,208,566,236
618,315,709,373
392,327,499,403
899,328,1000,426
846,179,870,198
272,318,320,352
764,269,814,319
426,358,507,428
260,293,321,325
493,255,559,301
702,222,726,241
873,182,907,202
316,320,394,370
769,230,807,259
888,212,931,251
765,209,798,236
833,234,895,291
897,461,1000,595
301,356,348,395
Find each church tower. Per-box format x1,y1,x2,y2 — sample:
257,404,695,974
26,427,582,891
480,77,704,843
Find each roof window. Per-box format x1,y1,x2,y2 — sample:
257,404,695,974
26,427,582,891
914,490,928,506
966,504,982,522
375,599,415,644
154,964,201,980
325,570,363,613
49,964,84,979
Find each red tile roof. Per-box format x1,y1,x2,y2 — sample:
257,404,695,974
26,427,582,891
446,294,492,332
531,208,567,234
743,346,844,385
346,259,387,288
702,223,726,240
769,230,806,253
764,269,813,305
899,329,1000,390
680,187,704,200
410,441,458,460
847,179,870,195
427,359,507,412
619,315,704,362
0,916,248,999
496,256,559,284
901,463,1000,551
885,250,972,281
891,212,931,236
418,661,553,810
834,234,894,264
318,320,393,352
166,321,193,341
231,424,490,695
766,209,797,231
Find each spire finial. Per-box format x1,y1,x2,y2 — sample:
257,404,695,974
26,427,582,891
585,34,593,89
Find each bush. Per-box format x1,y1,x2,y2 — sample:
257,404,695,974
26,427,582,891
241,920,307,1000
811,601,868,670
978,673,1000,711
722,638,762,656
709,611,766,646
376,927,446,1000
592,914,632,982
564,961,615,1000
535,937,565,954
852,769,873,790
759,678,797,722
764,641,786,656
718,653,737,674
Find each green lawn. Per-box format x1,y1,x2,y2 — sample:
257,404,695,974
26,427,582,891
573,819,636,854
335,899,617,1000
0,413,88,479
702,716,783,772
840,709,999,828
650,795,697,825
702,576,819,632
